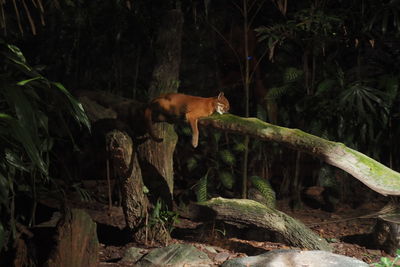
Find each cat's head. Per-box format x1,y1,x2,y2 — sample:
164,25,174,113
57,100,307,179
215,92,230,114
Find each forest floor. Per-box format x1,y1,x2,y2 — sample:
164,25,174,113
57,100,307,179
66,182,396,267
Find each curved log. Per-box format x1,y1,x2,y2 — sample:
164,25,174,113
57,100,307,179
200,197,332,251
200,114,400,196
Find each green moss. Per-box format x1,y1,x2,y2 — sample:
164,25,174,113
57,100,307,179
250,176,276,208
204,113,400,195
203,197,277,214
346,147,400,189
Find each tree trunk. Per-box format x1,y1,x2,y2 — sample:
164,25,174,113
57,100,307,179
137,9,183,195
78,93,151,242
106,130,149,241
198,197,332,251
200,114,400,196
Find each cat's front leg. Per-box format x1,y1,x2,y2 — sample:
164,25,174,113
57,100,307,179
188,117,199,148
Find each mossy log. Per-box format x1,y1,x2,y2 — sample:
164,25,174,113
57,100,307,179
200,114,400,196
200,197,332,251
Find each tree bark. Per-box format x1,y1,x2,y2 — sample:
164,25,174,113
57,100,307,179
198,197,332,251
200,114,400,196
137,9,183,195
372,201,400,255
46,209,99,267
373,214,400,255
78,93,151,242
106,130,149,241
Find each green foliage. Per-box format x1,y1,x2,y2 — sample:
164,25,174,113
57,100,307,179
148,199,179,241
373,249,400,267
176,127,240,200
266,86,291,100
255,1,400,167
0,41,90,252
218,171,235,190
315,79,336,96
181,125,193,136
196,173,208,202
72,183,92,202
177,127,276,201
293,8,343,35
283,67,303,83
150,199,179,229
339,83,387,118
186,157,199,172
367,3,400,34
219,150,235,166
250,176,276,208
233,142,247,152
212,131,222,144
255,7,343,60
264,67,303,102
318,165,337,188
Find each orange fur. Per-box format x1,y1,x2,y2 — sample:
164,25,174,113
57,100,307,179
144,92,230,147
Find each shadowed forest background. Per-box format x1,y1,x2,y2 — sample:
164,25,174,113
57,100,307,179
1,0,400,266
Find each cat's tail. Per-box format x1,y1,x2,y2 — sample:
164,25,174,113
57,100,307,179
144,106,163,143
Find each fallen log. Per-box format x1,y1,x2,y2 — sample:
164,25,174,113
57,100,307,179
198,197,332,251
200,114,400,196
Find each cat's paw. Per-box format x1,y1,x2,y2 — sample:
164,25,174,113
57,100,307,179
192,138,198,148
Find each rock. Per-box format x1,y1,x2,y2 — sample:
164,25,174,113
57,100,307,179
121,247,147,263
214,252,230,262
136,243,213,267
203,246,218,254
221,249,368,267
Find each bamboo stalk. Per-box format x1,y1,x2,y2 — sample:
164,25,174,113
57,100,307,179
12,0,24,35
22,0,36,35
0,0,6,35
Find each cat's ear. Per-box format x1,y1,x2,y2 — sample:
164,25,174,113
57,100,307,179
218,92,224,99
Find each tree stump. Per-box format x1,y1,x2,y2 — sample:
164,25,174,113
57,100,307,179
373,213,400,255
137,8,183,197
106,130,149,241
46,209,99,267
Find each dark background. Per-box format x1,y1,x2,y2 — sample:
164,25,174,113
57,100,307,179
1,0,399,261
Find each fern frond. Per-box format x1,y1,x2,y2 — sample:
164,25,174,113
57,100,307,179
181,125,192,136
250,176,276,208
186,157,198,172
196,175,208,202
266,85,290,100
219,150,236,166
212,131,222,144
218,170,235,190
233,142,247,152
283,67,303,83
381,75,398,103
316,79,336,96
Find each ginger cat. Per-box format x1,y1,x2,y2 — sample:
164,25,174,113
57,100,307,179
144,92,230,147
